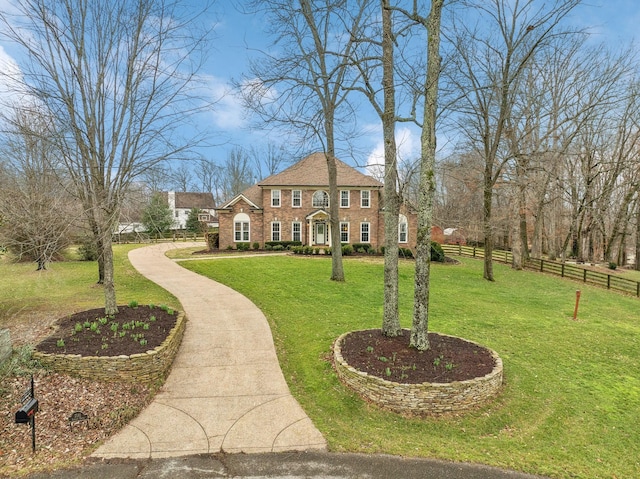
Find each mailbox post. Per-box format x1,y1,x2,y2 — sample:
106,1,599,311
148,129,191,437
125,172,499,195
15,375,38,453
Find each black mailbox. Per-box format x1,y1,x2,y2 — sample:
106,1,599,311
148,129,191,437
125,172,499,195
15,398,39,424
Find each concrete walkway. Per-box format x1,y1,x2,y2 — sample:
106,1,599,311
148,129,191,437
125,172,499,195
92,242,326,459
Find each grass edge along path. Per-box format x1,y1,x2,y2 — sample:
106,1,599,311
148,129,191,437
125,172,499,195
181,255,640,479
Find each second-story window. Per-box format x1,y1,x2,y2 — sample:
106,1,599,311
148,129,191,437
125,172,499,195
271,189,281,207
292,190,301,207
340,190,350,207
361,190,370,208
312,190,329,208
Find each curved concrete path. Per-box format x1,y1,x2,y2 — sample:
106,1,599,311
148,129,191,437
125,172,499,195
92,242,326,459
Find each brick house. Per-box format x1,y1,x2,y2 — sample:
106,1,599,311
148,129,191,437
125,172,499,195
217,152,417,251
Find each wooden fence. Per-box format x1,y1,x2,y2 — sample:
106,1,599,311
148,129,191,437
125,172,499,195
441,244,640,298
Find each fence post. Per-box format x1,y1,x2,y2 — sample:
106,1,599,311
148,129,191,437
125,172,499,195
583,269,587,282
540,259,544,272
561,263,565,277
607,275,611,289
473,247,476,258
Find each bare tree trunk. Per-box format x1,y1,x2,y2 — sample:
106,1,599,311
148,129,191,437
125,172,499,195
381,0,400,336
483,168,495,281
411,0,443,351
102,231,118,316
636,202,640,271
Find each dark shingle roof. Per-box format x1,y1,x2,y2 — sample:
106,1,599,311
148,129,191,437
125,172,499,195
258,152,382,188
174,192,215,209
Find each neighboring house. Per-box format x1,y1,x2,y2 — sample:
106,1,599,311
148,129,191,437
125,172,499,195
443,227,467,245
160,191,218,229
115,191,217,236
217,152,417,251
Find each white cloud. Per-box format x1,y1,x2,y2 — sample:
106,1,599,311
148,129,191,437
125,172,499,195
203,74,246,130
0,45,22,93
365,127,420,181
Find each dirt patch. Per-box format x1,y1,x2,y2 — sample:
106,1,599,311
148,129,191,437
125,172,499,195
0,371,153,478
338,329,495,384
36,306,177,357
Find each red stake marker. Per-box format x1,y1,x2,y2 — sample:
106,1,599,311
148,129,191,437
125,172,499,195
573,290,581,320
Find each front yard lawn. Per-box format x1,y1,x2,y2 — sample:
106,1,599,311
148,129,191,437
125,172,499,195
182,255,640,479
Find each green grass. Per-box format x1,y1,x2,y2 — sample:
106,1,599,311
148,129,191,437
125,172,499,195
182,255,640,479
0,244,179,331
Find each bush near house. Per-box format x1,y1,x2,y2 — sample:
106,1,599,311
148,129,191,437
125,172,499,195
264,241,302,250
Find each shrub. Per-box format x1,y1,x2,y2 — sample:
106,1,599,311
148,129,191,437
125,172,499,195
342,245,353,256
78,236,98,261
304,246,314,255
205,232,219,250
325,247,332,255
352,243,372,253
608,262,617,270
399,247,414,259
252,242,260,250
272,244,285,251
431,242,446,262
265,241,302,249
236,242,250,251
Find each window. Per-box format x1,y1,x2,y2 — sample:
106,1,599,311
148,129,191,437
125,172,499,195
234,213,250,242
292,190,302,207
198,213,210,222
271,189,281,207
361,190,370,208
340,222,349,243
360,222,370,243
340,190,350,208
292,221,302,242
312,190,329,208
271,221,281,241
398,214,408,243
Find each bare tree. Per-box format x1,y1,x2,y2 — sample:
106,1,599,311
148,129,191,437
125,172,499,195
0,108,77,269
250,143,290,181
445,0,581,281
196,158,220,197
388,0,444,350
217,147,256,202
0,0,212,314
241,0,371,282
171,162,196,192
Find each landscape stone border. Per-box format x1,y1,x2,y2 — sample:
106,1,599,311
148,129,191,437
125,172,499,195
33,311,186,384
333,329,503,416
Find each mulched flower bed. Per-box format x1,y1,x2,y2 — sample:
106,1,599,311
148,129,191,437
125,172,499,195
36,306,177,357
338,329,495,384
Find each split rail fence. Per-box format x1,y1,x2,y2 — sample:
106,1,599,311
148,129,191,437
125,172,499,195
441,244,640,298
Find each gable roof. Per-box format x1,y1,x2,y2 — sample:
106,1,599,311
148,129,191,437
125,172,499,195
160,191,216,209
174,192,216,209
221,184,262,209
258,152,383,188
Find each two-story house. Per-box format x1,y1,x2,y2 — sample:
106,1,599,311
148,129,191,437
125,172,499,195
217,152,417,251
162,191,217,230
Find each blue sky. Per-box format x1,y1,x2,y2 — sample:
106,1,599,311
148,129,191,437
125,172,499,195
204,0,640,171
1,0,639,174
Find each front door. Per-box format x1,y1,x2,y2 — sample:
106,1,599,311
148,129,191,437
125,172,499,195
315,222,326,245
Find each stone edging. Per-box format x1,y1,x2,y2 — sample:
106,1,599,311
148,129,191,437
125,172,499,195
333,329,503,416
33,311,186,384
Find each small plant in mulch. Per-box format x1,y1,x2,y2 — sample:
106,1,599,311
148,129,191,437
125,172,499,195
36,305,177,357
